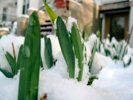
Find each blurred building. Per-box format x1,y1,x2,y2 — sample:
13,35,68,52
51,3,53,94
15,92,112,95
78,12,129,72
0,0,17,36
98,0,133,47
17,0,44,17
16,0,99,35
0,0,17,25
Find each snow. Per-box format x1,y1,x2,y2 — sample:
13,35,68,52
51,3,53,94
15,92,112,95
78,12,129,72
93,60,133,100
0,68,120,100
0,72,19,100
86,34,97,51
39,69,119,100
1,29,133,99
91,52,111,75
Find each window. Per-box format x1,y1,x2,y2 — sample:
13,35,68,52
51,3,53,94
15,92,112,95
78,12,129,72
2,8,7,21
22,0,30,14
22,5,26,14
15,1,17,6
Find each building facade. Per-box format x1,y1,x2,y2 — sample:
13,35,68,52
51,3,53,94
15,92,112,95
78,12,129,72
0,0,17,25
17,0,99,37
98,0,133,47
17,0,44,17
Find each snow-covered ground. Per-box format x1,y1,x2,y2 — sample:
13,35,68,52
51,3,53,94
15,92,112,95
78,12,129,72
0,33,133,100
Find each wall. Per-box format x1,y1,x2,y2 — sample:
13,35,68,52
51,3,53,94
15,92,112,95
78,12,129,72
0,0,17,22
17,0,24,17
97,0,127,5
57,0,99,37
17,0,44,17
71,0,99,35
29,0,40,9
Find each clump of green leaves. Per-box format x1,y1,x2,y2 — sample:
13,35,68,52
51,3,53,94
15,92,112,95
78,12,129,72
0,45,23,78
18,11,41,100
44,1,84,80
56,17,75,78
96,35,131,67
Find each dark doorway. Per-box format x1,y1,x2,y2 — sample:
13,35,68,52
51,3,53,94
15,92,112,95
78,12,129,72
105,12,129,41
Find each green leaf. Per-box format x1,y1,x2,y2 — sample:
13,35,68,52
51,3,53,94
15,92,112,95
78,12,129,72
124,57,132,67
97,30,101,40
71,23,83,81
17,45,23,70
56,16,75,78
104,49,111,57
121,44,128,60
5,52,17,75
18,11,41,100
0,68,14,78
88,41,97,73
82,29,86,40
40,57,43,68
43,0,58,24
113,55,119,60
44,35,54,68
87,75,98,85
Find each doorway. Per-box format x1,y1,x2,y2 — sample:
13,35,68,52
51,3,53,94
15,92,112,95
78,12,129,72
105,12,129,41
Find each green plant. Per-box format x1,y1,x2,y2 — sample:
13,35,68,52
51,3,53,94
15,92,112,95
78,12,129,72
87,41,98,85
71,23,83,81
44,35,54,68
44,2,85,80
5,52,17,74
96,36,131,67
0,44,23,78
18,11,41,100
44,1,86,81
82,29,86,40
97,30,101,41
88,41,97,72
0,68,14,78
56,17,75,78
87,75,98,85
43,0,57,24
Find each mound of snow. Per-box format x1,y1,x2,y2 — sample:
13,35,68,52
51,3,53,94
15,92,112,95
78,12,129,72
93,60,133,100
